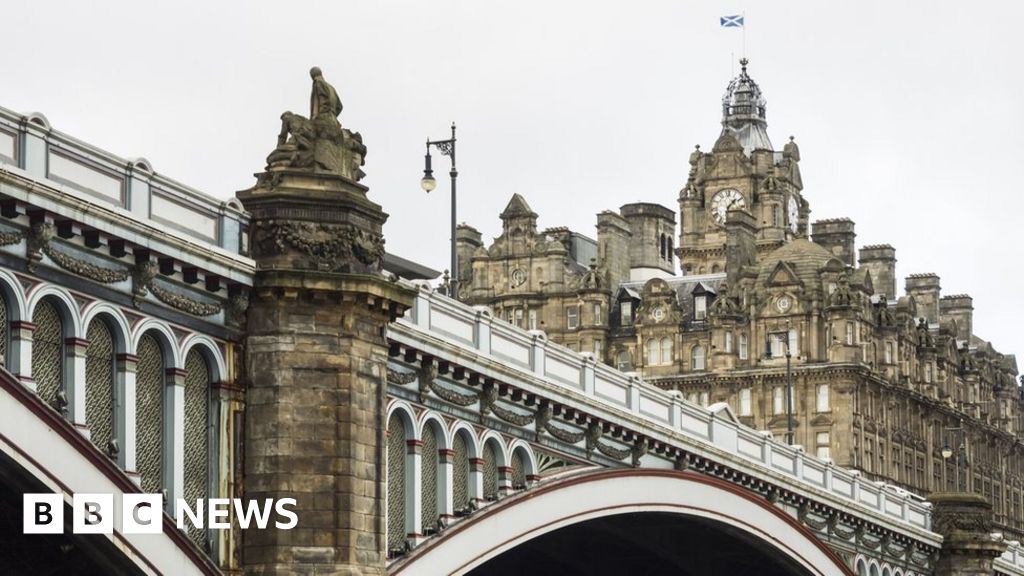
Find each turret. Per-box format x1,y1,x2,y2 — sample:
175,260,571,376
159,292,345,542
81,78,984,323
620,202,675,280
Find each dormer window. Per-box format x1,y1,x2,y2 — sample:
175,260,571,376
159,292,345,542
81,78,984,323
694,295,707,320
620,301,633,325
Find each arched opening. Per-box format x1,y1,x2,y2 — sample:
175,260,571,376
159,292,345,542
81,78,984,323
855,558,867,576
387,411,410,556
510,446,532,490
391,469,853,576
135,332,165,495
470,512,814,575
32,298,65,411
452,429,472,514
420,420,443,535
183,348,212,547
482,439,501,501
84,318,116,458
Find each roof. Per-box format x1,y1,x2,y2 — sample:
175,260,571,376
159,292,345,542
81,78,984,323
384,253,441,280
621,273,727,310
756,239,835,286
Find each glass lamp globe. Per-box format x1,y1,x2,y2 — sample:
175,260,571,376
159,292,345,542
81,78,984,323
941,446,953,459
420,174,437,192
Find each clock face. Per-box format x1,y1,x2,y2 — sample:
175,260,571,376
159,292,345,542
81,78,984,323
787,196,799,233
511,268,526,287
652,306,666,322
710,189,745,225
776,295,792,313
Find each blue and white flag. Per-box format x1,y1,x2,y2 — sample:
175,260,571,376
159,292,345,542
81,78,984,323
720,15,744,27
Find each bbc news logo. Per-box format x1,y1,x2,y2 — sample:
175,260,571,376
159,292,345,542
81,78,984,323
24,494,298,534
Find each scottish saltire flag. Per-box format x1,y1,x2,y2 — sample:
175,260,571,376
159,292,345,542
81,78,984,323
720,15,744,27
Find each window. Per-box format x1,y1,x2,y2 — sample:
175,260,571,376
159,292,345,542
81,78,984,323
845,322,855,345
566,306,579,329
593,303,601,325
691,345,706,370
738,333,748,360
816,384,830,412
924,362,932,383
647,340,659,366
739,388,752,416
885,341,894,364
593,340,603,358
694,296,707,320
514,308,524,329
617,350,632,372
816,432,831,459
620,301,633,325
32,299,65,412
771,205,779,227
788,329,799,357
528,310,537,331
660,338,673,365
724,331,733,353
769,331,790,358
773,387,785,415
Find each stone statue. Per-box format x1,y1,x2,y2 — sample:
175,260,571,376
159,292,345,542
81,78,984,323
310,67,342,121
263,67,367,181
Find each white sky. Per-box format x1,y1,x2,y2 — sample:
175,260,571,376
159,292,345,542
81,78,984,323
5,1,1024,364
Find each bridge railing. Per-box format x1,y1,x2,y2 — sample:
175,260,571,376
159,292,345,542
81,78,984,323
398,285,934,533
999,541,1024,575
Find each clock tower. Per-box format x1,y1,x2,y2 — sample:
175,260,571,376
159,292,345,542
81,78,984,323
678,59,807,276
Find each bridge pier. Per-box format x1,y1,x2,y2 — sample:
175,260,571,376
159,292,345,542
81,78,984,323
237,78,414,575
929,492,1007,575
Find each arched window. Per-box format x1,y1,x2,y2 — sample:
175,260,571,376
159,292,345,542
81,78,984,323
183,349,211,546
420,422,440,533
659,234,666,259
660,338,673,365
32,299,65,411
647,340,659,366
691,345,706,371
617,350,632,372
452,431,471,513
85,319,116,457
387,413,407,554
483,441,499,500
135,333,165,495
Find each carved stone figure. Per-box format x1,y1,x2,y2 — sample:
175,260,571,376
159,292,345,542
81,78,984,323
262,67,367,181
310,66,342,121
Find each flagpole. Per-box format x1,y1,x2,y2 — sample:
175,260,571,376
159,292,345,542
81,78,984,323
742,11,746,59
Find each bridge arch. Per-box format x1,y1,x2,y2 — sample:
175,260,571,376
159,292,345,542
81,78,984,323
392,468,854,576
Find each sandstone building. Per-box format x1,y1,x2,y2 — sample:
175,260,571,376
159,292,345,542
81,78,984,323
459,58,1024,537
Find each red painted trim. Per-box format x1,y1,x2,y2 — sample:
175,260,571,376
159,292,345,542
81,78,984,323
526,474,542,482
0,368,222,575
406,439,424,447
498,466,514,474
391,468,855,576
116,353,139,363
438,449,455,457
166,367,188,378
11,320,36,331
64,337,90,348
469,458,485,466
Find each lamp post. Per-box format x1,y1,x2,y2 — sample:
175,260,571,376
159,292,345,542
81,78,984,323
765,320,795,445
942,425,965,491
420,123,458,300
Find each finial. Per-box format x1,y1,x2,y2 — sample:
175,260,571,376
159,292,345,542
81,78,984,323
739,57,749,73
789,135,795,142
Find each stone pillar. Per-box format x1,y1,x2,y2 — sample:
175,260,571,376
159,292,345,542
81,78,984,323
928,493,1007,575
238,68,414,576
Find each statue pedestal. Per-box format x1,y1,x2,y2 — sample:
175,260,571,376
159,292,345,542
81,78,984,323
239,167,414,575
928,492,1007,576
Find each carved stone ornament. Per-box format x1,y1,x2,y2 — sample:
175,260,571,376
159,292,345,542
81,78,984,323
252,220,385,272
132,261,222,317
225,290,250,328
26,221,55,269
263,67,367,181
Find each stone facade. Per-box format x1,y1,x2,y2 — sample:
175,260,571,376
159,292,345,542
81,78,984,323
459,59,1024,539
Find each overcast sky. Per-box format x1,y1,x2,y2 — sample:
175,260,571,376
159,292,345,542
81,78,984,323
6,1,1024,364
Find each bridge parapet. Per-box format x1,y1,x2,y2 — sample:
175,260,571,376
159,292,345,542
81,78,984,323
392,284,937,543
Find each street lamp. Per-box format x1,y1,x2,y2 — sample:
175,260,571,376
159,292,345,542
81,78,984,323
942,425,965,491
765,320,795,445
420,123,458,300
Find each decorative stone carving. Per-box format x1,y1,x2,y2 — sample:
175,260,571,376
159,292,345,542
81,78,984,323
0,228,22,246
26,221,54,269
263,67,367,181
252,220,385,273
225,290,250,329
132,260,221,317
